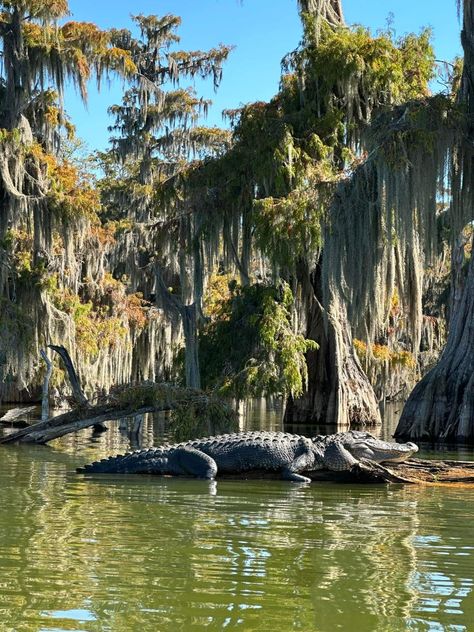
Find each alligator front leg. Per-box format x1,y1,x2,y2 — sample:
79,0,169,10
281,450,313,483
168,447,218,479
323,442,359,471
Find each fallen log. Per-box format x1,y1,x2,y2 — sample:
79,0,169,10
388,457,474,484
0,405,156,444
0,406,35,428
0,406,36,423
214,462,412,484
0,406,35,421
216,458,474,485
0,382,237,444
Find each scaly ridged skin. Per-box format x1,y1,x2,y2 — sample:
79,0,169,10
78,430,418,482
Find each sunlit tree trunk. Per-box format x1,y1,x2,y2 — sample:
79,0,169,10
396,0,474,443
284,0,380,427
285,263,381,426
396,233,474,441
297,0,343,27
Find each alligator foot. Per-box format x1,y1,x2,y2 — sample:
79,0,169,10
281,469,312,483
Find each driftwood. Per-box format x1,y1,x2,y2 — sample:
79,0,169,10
48,345,88,407
0,380,236,444
387,457,474,485
308,458,474,485
40,349,53,421
0,406,36,422
0,404,156,444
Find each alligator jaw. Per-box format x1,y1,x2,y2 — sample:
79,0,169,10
379,442,418,463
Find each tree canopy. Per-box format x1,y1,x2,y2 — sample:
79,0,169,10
0,0,472,442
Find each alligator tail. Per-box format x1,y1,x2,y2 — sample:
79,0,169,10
77,448,168,474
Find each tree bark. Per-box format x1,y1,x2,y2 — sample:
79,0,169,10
182,303,201,389
3,8,25,129
285,265,381,426
48,345,89,407
396,233,474,442
40,349,52,421
155,264,201,389
395,0,474,444
297,0,344,27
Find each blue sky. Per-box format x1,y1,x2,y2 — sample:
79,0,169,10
64,0,462,152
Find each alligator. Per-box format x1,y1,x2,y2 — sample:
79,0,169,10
78,430,418,482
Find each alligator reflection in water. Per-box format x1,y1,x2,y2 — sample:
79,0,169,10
0,441,473,631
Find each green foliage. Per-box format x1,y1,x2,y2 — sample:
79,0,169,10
108,14,232,172
170,399,238,442
185,16,437,285
203,272,236,321
0,227,50,287
199,281,317,399
369,94,464,169
48,273,148,358
254,187,325,267
109,382,238,442
285,18,436,141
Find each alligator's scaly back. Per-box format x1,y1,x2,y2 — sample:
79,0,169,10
78,430,418,482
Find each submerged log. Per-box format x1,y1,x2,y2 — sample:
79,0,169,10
0,406,36,422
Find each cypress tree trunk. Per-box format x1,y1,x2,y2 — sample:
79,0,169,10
284,0,379,427
298,0,343,26
285,265,381,426
396,0,474,443
396,233,474,442
2,7,25,129
182,304,201,389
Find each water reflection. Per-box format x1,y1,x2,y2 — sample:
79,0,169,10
0,403,473,630
0,442,473,630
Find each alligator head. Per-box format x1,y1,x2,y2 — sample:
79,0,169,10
339,431,418,464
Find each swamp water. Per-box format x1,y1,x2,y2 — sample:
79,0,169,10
0,404,473,631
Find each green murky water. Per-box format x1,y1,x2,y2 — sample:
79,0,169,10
0,408,473,631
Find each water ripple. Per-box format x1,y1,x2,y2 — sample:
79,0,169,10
0,436,473,630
